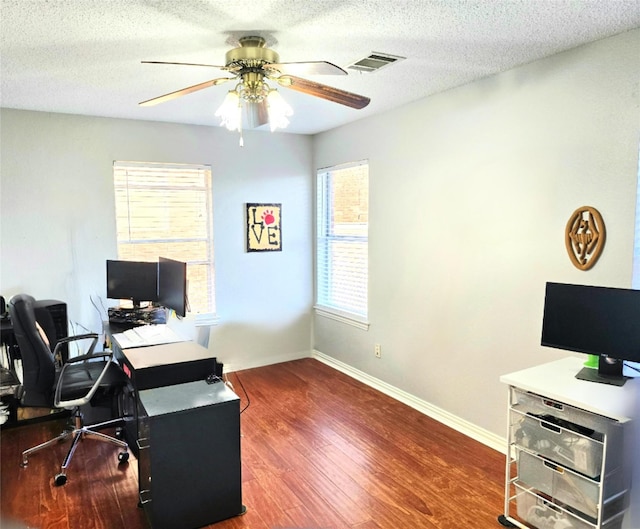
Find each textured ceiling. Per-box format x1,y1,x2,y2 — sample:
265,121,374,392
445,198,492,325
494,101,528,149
1,0,639,135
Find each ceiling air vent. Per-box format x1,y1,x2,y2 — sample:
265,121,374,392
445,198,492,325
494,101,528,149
347,52,405,73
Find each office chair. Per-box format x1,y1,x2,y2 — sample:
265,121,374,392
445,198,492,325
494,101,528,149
8,294,129,486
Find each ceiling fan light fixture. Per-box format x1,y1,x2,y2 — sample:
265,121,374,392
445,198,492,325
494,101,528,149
266,89,293,132
215,89,242,131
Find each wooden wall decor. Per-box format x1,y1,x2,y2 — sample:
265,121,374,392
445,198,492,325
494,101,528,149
565,206,605,270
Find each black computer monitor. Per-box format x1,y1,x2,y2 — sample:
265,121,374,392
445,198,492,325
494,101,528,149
158,257,187,317
106,260,158,308
541,282,640,386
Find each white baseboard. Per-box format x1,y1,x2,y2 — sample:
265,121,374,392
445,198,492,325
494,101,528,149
222,350,309,375
312,349,507,454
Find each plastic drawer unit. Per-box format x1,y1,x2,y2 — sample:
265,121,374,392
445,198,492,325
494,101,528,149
514,484,624,529
501,385,631,529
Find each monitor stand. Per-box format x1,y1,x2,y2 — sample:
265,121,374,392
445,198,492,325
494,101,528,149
575,356,628,387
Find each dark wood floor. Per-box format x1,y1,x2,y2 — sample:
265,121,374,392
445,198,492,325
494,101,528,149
1,358,507,529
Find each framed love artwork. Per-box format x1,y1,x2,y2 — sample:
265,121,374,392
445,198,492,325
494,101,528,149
246,203,282,252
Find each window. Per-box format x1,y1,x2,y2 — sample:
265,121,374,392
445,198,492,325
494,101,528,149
315,161,369,328
113,161,215,316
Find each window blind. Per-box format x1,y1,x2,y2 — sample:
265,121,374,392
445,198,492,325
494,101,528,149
316,161,369,321
113,161,215,315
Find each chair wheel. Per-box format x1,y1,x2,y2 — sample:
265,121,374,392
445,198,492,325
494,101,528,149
54,473,67,486
118,451,129,464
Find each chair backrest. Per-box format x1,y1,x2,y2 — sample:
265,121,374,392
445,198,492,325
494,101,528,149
8,294,56,407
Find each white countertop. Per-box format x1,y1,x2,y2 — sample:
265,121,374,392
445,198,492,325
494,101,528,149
500,356,638,422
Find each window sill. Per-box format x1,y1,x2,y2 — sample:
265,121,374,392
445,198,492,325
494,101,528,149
314,306,369,331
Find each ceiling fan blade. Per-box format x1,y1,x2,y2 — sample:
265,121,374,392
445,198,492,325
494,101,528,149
267,61,347,76
139,77,234,106
142,60,226,69
245,101,269,129
278,75,370,110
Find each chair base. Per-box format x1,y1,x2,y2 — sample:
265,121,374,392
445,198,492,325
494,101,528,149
21,411,129,485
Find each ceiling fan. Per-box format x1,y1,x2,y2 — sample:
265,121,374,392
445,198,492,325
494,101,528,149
140,36,371,134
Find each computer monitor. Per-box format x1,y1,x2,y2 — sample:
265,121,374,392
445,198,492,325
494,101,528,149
107,260,158,308
541,282,640,386
158,257,187,317
106,260,158,308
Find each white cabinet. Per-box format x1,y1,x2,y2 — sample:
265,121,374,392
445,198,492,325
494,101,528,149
499,358,636,529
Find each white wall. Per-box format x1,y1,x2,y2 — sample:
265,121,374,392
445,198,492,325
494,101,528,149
0,111,314,369
313,29,640,441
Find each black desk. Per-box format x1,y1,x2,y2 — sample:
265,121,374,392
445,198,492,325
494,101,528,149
107,330,244,529
108,333,218,451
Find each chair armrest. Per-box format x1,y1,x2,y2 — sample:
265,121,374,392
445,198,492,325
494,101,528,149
53,333,116,409
63,351,113,364
54,333,99,345
52,333,99,365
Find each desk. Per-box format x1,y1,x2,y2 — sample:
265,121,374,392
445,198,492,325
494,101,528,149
108,331,218,451
112,338,218,453
107,330,244,529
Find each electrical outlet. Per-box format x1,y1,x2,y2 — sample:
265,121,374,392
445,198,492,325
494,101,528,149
374,344,382,358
